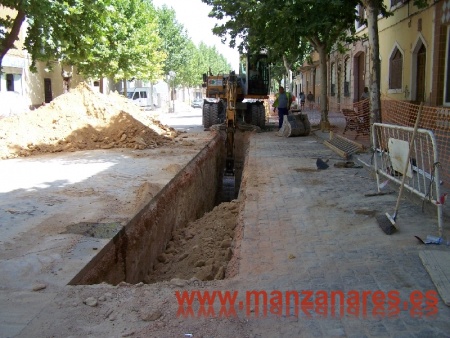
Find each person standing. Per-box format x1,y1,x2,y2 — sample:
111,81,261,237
299,91,306,109
272,86,292,129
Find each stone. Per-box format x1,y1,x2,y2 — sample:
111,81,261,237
195,260,206,267
170,278,187,287
140,310,162,322
32,283,47,291
225,247,233,260
214,266,225,280
220,239,232,248
177,252,189,262
157,253,168,263
83,297,98,307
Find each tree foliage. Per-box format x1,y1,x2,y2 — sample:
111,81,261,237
1,0,165,81
202,0,360,128
0,0,237,88
154,5,230,89
155,5,191,81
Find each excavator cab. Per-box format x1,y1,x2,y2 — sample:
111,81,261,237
241,54,270,97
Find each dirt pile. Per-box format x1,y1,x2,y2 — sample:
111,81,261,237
146,200,240,283
0,82,178,159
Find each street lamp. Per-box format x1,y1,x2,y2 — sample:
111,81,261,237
169,70,176,113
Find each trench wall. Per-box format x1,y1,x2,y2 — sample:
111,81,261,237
69,133,224,285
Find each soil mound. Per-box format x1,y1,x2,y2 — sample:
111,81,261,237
0,82,177,159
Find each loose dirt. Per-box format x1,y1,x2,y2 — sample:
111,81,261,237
146,200,240,283
0,82,178,159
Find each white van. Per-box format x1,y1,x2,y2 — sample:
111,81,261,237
124,87,158,110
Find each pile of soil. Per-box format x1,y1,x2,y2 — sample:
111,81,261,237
0,82,178,159
146,200,240,283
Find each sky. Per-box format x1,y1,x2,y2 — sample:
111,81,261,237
152,0,240,71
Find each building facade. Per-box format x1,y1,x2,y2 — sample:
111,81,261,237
0,6,111,109
298,0,445,112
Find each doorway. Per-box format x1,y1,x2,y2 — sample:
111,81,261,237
353,52,366,102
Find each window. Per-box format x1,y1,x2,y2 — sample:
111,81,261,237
330,63,336,96
389,47,403,90
391,0,407,7
444,26,450,105
140,91,147,98
6,74,14,91
344,58,350,97
356,4,365,29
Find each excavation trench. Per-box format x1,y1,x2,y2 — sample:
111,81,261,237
69,130,250,285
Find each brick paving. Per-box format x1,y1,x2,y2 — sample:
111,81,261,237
235,130,450,337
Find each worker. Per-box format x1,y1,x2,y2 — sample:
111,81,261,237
272,86,293,129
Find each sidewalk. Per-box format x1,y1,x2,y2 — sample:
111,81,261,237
236,130,450,336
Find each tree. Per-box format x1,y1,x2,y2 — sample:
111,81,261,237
202,0,359,130
1,0,110,72
197,42,231,75
1,0,165,84
361,0,428,126
77,0,165,82
155,5,191,84
177,41,231,90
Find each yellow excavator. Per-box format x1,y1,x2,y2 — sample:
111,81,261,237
201,54,270,201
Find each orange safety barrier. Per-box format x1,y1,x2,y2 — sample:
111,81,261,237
381,99,450,194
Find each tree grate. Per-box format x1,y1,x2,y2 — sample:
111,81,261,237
323,132,365,159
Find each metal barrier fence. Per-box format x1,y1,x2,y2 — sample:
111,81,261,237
372,123,443,236
381,99,450,190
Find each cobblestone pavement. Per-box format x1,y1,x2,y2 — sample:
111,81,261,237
234,130,450,337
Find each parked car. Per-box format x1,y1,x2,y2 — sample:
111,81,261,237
120,87,158,110
191,98,203,108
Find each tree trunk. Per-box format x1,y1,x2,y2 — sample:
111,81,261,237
61,65,73,93
0,10,26,68
364,0,382,132
317,44,330,131
123,79,128,96
282,55,291,91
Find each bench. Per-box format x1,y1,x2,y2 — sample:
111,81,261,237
341,99,370,139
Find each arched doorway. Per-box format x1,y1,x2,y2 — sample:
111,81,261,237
413,43,426,103
353,52,365,102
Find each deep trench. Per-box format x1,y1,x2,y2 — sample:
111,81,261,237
69,130,250,285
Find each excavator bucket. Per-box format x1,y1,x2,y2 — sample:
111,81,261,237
222,173,236,202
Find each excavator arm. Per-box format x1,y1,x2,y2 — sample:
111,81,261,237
225,72,237,174
222,72,238,201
